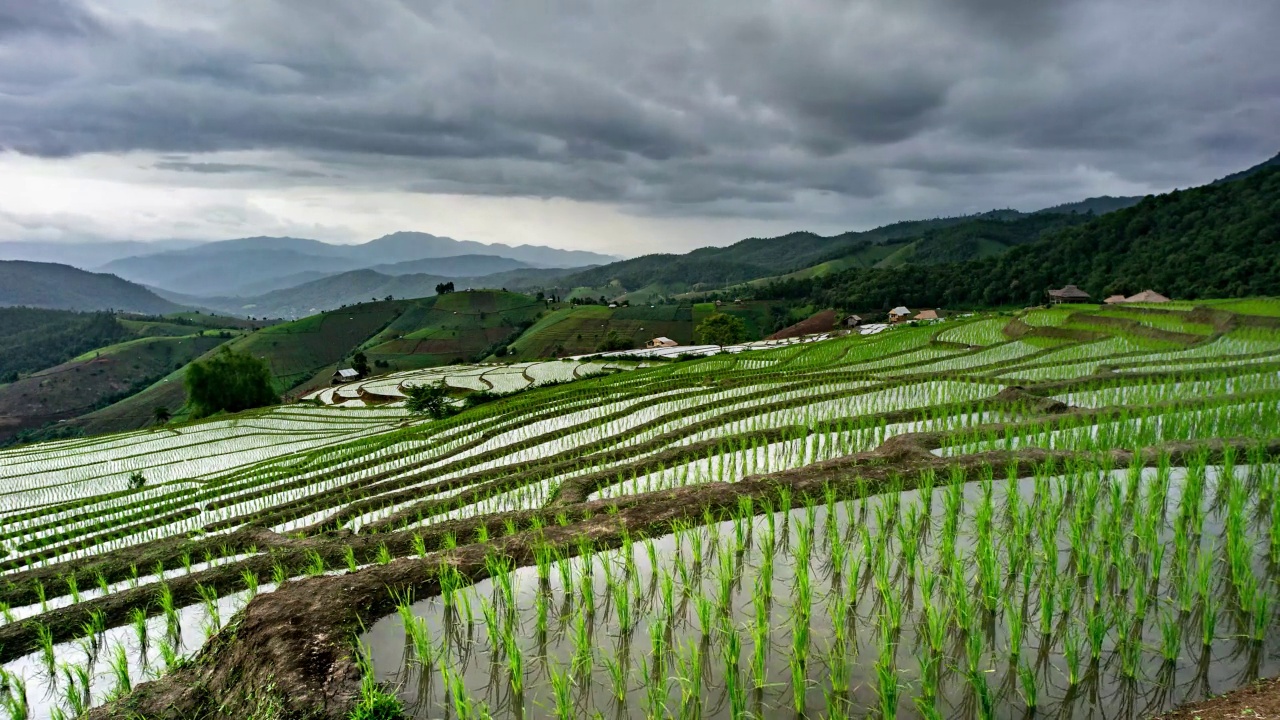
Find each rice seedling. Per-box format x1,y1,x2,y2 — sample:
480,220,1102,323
106,642,131,700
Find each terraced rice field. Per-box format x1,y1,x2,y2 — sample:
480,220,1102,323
304,359,641,406
1,302,1279,720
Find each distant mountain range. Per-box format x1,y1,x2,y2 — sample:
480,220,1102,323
159,265,581,319
0,261,185,314
0,231,618,300
1,152,1274,316
93,232,618,297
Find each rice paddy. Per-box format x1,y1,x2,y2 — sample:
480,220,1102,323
1,300,1278,719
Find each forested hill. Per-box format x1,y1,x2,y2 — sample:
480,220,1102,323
0,261,185,313
560,211,1079,291
754,165,1280,310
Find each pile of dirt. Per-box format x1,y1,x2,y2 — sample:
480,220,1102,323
766,309,837,340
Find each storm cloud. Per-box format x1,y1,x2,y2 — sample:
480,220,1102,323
0,0,1276,250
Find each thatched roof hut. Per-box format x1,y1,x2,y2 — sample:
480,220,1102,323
1124,289,1171,303
1047,284,1091,304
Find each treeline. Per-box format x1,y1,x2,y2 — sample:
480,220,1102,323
0,308,132,382
754,167,1280,311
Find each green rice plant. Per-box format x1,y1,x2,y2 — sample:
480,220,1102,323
65,573,81,604
131,606,150,668
272,560,288,586
1157,608,1181,662
34,622,56,676
412,533,428,558
1062,624,1083,686
547,660,574,719
198,583,222,639
345,545,359,572
350,642,405,720
376,543,392,566
107,642,132,700
1084,601,1110,661
1202,594,1219,647
303,549,326,577
674,638,704,719
1,669,29,720
874,620,899,720
34,582,47,613
158,634,180,672
788,645,808,715
502,631,525,698
601,653,627,705
694,592,714,640
242,568,260,600
1248,592,1273,643
60,662,90,717
156,579,177,635
0,602,12,625
1016,657,1037,711
1004,592,1025,661
720,619,746,719
407,616,434,668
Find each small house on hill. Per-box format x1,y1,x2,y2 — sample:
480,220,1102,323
888,306,912,323
915,309,940,320
1104,294,1127,304
1124,289,1171,303
332,368,361,384
843,314,863,328
645,337,679,349
1047,284,1091,304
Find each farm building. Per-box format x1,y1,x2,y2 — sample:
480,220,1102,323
888,306,913,323
1104,294,1128,304
843,314,863,328
645,336,680,348
332,368,361,384
915,309,940,320
1047,284,1091,304
1124,289,1172,303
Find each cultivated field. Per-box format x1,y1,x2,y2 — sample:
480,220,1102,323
1,302,1279,719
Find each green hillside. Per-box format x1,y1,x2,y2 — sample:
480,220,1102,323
0,334,228,444
0,260,186,313
501,303,691,359
754,165,1280,311
558,212,1087,299
236,300,410,390
361,290,545,369
0,308,133,383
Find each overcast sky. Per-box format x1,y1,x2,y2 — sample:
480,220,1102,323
0,0,1276,256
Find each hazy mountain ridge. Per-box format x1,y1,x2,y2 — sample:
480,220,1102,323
96,231,618,298
0,261,186,314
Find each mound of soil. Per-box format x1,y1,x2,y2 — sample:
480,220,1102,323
766,309,837,340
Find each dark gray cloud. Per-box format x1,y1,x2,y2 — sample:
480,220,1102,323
0,0,1277,225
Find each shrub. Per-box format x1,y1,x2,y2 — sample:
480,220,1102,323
596,330,635,352
696,312,747,346
404,383,455,419
184,347,277,419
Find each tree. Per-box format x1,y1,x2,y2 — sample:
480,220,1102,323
352,352,370,376
435,282,456,295
696,313,747,346
404,382,455,418
128,471,147,490
153,406,172,425
596,330,634,352
183,347,277,419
